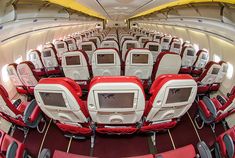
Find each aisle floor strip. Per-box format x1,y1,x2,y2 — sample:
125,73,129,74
37,119,52,158
67,137,73,153
187,112,202,142
167,129,176,149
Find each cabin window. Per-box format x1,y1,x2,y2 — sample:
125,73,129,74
15,56,23,64
213,54,221,62
227,62,233,79
1,65,9,82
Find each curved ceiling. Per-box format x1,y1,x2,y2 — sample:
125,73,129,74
46,0,235,20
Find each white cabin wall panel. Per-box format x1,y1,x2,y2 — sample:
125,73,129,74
220,44,235,93
208,36,223,62
164,26,174,36
26,31,47,51
45,29,56,43
188,30,209,50
174,27,190,41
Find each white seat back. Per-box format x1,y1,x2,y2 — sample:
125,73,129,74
62,51,90,81
26,50,44,70
193,50,209,69
181,46,197,67
64,38,77,51
120,36,135,48
125,49,153,80
153,33,163,43
121,40,140,61
34,79,88,125
144,41,161,62
199,62,222,85
54,40,68,58
160,36,172,51
215,62,228,83
169,40,182,54
78,41,96,64
146,75,197,122
100,40,119,51
92,49,121,76
87,76,145,124
73,34,82,46
7,64,23,86
134,34,146,41
139,37,151,48
104,35,118,41
88,37,101,48
41,47,59,69
153,52,181,80
17,62,38,87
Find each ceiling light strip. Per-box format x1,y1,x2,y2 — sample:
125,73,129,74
130,0,235,19
45,0,106,19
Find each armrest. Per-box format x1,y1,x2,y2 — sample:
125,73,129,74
223,134,234,158
23,99,41,124
216,95,227,105
198,96,217,119
214,142,223,158
197,141,212,158
6,141,18,158
12,99,22,108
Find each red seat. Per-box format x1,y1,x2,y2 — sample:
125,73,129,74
41,46,62,76
179,45,197,74
191,49,209,76
196,90,235,128
215,126,235,158
26,50,46,77
210,61,228,92
17,61,41,95
7,63,28,95
87,76,145,135
34,78,92,136
194,61,221,94
0,85,42,130
141,74,197,133
0,129,29,158
151,52,181,82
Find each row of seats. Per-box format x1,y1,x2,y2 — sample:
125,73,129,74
195,86,235,130
5,27,229,96
1,74,197,138
7,48,227,96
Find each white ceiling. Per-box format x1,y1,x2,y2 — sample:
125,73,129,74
76,0,175,20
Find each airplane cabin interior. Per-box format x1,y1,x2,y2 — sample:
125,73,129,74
0,0,235,158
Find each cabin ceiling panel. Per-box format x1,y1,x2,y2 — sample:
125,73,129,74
76,0,175,20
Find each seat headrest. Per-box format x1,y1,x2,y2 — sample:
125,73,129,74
89,76,143,91
39,77,82,97
150,74,194,94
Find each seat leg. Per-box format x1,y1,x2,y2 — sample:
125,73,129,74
91,133,95,149
151,132,156,147
194,114,204,130
23,127,29,141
